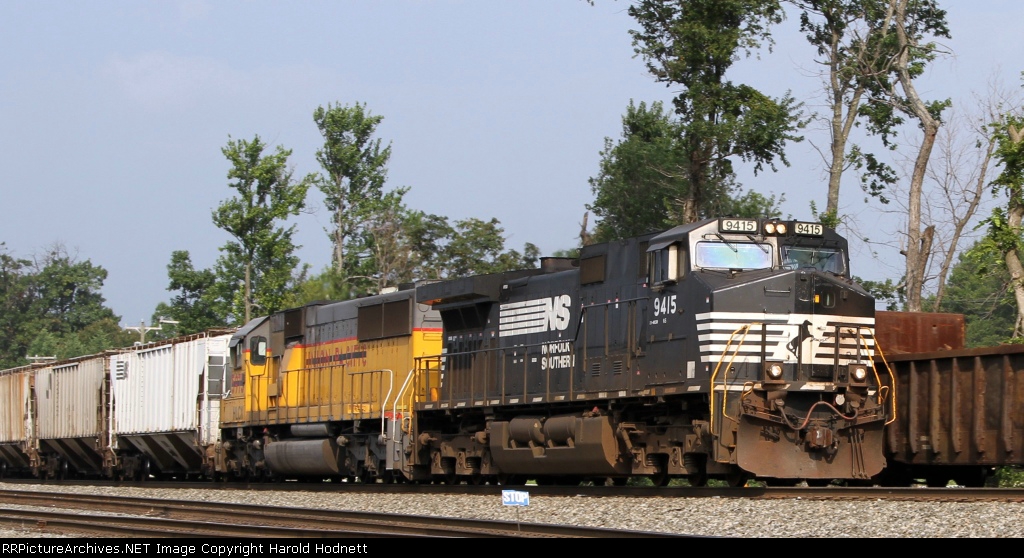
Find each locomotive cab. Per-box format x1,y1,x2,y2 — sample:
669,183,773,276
643,217,891,481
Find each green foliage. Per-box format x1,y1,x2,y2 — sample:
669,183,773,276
588,101,690,241
0,243,134,368
932,238,1016,347
313,101,400,299
292,211,537,308
851,148,898,205
971,111,1024,342
588,100,784,242
439,218,539,277
990,114,1024,203
212,135,311,325
856,0,950,143
809,201,840,229
624,0,805,224
854,276,904,311
151,250,230,337
0,245,34,368
994,466,1024,487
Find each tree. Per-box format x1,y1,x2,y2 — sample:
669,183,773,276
405,211,458,280
151,250,228,336
290,212,537,307
0,243,134,366
362,190,417,292
855,0,950,311
0,244,34,369
212,135,311,324
982,106,1024,337
934,240,1016,347
439,218,539,278
313,102,398,299
28,244,122,335
588,101,692,241
588,100,784,243
626,0,805,224
790,0,900,227
921,96,1006,311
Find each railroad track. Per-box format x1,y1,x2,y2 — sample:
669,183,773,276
4,478,1024,502
0,489,693,538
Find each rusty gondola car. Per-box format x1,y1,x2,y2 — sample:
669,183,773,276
872,311,1024,487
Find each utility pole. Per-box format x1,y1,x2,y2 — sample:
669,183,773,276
123,318,180,345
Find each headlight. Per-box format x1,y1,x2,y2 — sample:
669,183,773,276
851,365,868,383
775,223,787,234
766,363,784,381
764,222,777,234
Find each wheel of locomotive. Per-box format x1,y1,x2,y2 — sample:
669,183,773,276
726,468,750,488
497,473,525,486
59,460,69,481
139,458,151,482
687,469,708,487
0,462,6,479
468,472,484,485
649,470,670,487
684,454,708,487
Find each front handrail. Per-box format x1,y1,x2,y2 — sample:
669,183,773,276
709,323,759,436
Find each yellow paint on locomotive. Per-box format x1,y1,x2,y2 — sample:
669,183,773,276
223,328,441,429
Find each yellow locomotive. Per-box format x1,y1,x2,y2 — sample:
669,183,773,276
216,285,442,482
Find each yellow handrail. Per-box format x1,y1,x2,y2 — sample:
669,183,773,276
709,323,759,436
858,327,897,425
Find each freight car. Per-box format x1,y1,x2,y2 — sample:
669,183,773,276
223,216,893,486
0,330,234,480
869,312,1024,487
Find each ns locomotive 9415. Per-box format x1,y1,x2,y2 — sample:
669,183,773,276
404,216,893,486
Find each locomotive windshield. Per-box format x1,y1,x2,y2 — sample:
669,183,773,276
694,241,772,270
781,246,845,274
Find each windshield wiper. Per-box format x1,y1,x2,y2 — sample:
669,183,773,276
713,233,738,252
746,235,769,253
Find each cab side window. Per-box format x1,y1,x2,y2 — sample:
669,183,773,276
249,336,268,365
649,244,687,284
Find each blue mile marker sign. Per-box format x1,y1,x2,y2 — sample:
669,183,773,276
502,489,530,507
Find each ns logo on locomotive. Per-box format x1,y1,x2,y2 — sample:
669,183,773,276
0,216,893,487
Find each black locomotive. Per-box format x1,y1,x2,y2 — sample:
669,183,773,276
408,216,891,486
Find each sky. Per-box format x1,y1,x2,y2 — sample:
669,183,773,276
1,1,1022,328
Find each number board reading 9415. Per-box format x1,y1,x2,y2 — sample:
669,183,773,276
794,222,823,236
720,218,757,233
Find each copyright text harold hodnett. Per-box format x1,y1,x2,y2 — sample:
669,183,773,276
2,543,370,556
